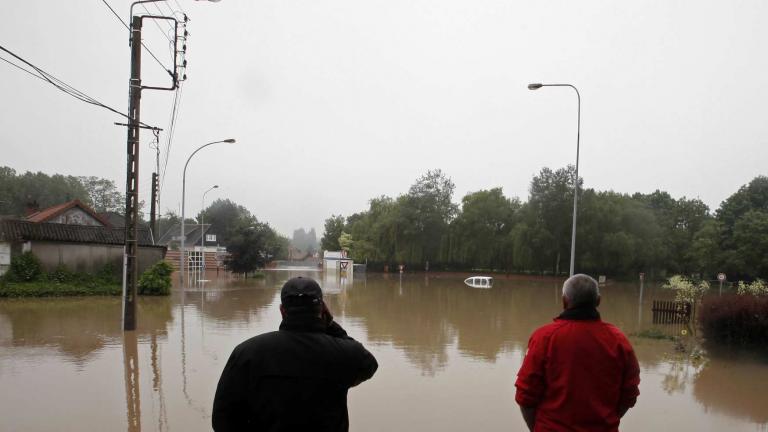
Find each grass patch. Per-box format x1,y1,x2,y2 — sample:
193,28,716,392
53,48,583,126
634,328,676,340
0,280,121,297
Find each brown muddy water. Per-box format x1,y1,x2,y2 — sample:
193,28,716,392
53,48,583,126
1,271,767,431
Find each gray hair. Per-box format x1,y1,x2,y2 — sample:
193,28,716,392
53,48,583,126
562,274,600,307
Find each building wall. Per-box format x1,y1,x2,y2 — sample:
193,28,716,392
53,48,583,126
29,242,165,274
49,208,103,226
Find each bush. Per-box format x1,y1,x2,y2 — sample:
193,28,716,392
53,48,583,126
737,279,768,296
48,264,75,284
5,251,43,282
664,275,710,304
0,280,121,297
138,261,173,296
700,294,768,347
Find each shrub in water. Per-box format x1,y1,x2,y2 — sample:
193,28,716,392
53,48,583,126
663,275,710,304
138,261,173,296
6,251,43,282
700,294,768,347
736,279,768,296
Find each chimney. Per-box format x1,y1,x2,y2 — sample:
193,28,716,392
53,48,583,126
25,200,40,216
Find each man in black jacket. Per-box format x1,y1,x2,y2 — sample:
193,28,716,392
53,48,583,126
212,276,378,432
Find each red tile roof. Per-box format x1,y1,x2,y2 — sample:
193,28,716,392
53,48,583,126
25,199,111,227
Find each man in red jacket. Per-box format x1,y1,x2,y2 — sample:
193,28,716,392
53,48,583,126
515,274,640,432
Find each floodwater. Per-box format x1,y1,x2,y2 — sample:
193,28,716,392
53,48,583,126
1,271,767,432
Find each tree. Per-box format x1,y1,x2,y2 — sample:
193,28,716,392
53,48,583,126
526,166,581,274
0,166,91,215
226,222,289,274
450,188,520,269
78,176,122,213
320,215,345,251
198,198,255,245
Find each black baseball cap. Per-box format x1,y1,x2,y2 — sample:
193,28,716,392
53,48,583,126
280,277,323,306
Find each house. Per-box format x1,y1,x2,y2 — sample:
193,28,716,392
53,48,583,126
25,199,111,227
0,200,164,276
156,223,222,251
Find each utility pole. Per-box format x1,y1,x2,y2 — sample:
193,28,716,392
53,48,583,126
123,3,184,331
123,15,143,331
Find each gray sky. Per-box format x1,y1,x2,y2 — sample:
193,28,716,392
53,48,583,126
2,1,767,237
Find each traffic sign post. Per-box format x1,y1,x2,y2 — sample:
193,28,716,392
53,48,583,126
718,273,726,295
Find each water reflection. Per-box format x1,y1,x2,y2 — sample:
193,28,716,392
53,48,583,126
0,273,767,431
123,331,141,432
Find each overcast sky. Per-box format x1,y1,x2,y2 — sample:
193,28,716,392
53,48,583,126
2,1,767,236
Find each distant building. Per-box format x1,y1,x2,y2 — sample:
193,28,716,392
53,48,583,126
0,199,164,276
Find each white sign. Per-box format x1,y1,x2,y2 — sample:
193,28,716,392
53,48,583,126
0,243,10,265
598,275,606,284
717,273,726,282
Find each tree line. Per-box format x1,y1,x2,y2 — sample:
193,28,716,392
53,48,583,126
320,167,768,280
0,166,123,215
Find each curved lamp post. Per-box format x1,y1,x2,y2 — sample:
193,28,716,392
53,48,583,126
180,139,235,285
200,185,218,276
528,83,581,277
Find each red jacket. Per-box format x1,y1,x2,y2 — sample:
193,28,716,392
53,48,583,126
515,309,640,432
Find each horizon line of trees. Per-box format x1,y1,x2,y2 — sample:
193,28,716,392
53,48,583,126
320,167,768,280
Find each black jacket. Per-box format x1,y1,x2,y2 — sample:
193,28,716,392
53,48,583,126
212,315,378,432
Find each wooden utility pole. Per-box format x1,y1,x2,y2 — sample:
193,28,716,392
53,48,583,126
123,15,143,331
122,6,184,331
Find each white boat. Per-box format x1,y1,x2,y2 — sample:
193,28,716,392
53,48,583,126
464,276,493,288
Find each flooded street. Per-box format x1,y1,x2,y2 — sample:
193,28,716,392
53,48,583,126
1,271,767,431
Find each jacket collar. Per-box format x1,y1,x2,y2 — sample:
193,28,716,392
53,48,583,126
557,306,601,321
279,313,328,333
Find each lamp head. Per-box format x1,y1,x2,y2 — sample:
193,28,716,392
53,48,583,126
528,83,543,90
223,139,236,143
213,185,219,189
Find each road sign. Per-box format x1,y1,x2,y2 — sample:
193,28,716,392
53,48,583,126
717,273,726,282
639,272,645,281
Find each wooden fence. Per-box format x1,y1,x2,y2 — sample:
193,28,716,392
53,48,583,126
651,300,692,324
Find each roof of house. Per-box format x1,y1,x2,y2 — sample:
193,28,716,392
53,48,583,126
157,223,215,246
0,220,159,247
25,199,111,227
98,211,125,228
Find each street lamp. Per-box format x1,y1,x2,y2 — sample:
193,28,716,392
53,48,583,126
201,185,219,276
180,139,235,285
528,82,581,277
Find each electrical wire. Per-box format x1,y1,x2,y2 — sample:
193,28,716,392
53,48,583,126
0,44,158,129
99,0,173,77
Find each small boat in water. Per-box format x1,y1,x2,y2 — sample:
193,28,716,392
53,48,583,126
464,276,493,288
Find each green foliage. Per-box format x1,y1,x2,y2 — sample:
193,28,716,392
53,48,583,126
634,328,675,340
700,294,768,347
138,261,173,296
0,281,121,297
0,166,93,216
317,169,768,279
663,275,710,303
736,279,768,296
227,222,289,274
320,215,345,251
5,251,43,282
77,176,122,213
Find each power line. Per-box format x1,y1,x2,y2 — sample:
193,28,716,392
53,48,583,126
0,43,158,129
99,0,173,77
